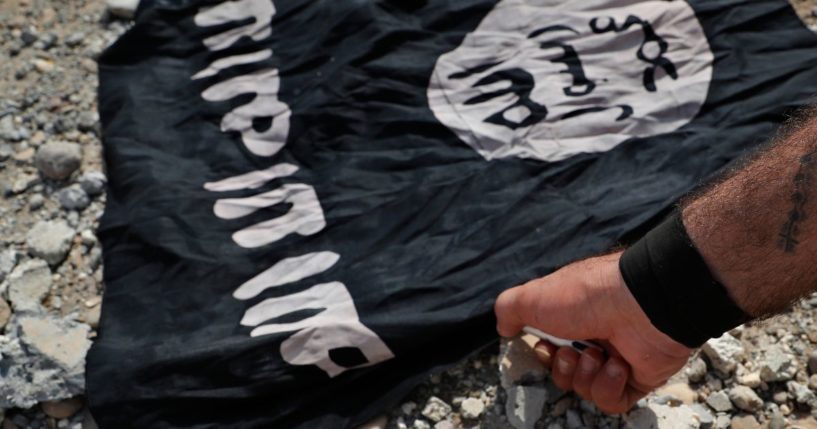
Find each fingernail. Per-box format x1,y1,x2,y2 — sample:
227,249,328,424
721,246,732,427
557,357,571,374
606,361,623,378
580,356,598,373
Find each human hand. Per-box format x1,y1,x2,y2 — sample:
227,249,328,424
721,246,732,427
494,251,692,414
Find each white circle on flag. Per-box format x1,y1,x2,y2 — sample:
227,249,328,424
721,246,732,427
428,0,713,162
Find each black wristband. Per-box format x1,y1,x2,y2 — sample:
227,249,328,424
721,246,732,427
619,210,751,348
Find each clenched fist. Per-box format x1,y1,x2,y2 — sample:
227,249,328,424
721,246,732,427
494,251,692,414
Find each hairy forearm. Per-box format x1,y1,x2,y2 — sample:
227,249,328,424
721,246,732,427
682,111,817,317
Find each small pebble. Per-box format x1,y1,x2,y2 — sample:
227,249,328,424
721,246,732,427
687,357,707,383
729,386,763,412
706,390,733,412
460,398,485,419
421,397,451,423
56,185,91,211
35,141,82,180
730,414,761,429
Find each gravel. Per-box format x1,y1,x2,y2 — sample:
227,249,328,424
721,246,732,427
55,185,90,211
505,384,548,429
34,141,82,180
0,249,19,283
624,403,702,429
760,345,797,382
0,0,117,425
706,390,733,412
7,259,52,314
0,315,91,409
422,397,453,423
460,398,486,420
729,386,764,412
701,333,745,375
78,171,105,196
26,220,76,266
3,0,817,428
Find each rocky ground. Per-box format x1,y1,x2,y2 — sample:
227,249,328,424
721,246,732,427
1,1,817,428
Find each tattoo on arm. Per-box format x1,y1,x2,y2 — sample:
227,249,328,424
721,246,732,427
778,151,817,253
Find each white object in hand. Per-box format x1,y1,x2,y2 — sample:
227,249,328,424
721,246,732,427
522,326,605,355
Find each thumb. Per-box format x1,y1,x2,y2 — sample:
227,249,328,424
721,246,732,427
494,266,605,340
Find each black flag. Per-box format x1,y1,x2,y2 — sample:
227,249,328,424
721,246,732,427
87,0,817,427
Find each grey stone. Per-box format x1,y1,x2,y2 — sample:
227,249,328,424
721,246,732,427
652,395,676,405
35,142,82,181
772,391,788,404
701,333,743,374
10,174,38,194
412,420,431,429
78,171,106,197
788,417,817,429
56,186,90,211
421,397,451,423
0,297,10,330
788,381,817,405
624,403,701,429
0,315,91,408
730,415,761,429
705,391,732,412
28,194,44,210
33,58,54,73
0,115,30,142
65,32,85,47
0,143,14,160
7,259,51,314
768,413,785,429
736,371,761,388
20,31,38,46
26,220,75,266
686,357,707,383
460,398,484,419
86,247,102,271
728,386,763,412
689,404,714,429
760,345,796,382
80,229,98,247
0,249,19,283
565,409,582,429
432,421,454,429
506,385,547,429
82,303,101,329
33,32,57,50
713,415,730,429
76,111,99,134
107,0,140,18
499,336,547,389
655,383,697,405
